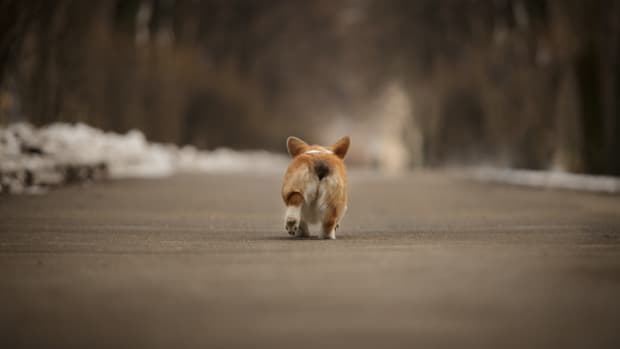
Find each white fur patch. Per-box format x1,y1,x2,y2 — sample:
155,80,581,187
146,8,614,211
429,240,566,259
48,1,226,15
285,205,302,235
304,149,333,155
317,175,338,211
285,205,301,223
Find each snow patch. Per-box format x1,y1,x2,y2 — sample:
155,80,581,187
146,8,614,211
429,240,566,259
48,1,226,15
1,122,287,194
468,167,620,194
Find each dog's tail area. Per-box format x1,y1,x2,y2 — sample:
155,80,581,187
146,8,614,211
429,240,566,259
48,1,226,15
313,159,331,180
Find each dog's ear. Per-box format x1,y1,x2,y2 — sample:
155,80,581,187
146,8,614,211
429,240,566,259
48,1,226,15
286,136,309,157
330,136,350,159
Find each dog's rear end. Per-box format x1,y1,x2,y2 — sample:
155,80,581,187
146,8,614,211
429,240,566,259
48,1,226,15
282,136,350,239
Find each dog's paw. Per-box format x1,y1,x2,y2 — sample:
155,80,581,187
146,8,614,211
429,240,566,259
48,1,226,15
285,218,299,236
294,221,309,238
319,231,336,240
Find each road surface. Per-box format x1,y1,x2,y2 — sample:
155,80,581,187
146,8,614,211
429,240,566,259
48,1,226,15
1,171,619,348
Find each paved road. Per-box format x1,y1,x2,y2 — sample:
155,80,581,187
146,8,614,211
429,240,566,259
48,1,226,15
1,171,619,348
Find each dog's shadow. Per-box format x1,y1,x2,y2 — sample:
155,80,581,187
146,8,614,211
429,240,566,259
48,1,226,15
263,235,343,241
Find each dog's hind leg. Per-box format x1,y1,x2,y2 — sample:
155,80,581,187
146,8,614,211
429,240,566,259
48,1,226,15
319,207,339,240
284,192,304,236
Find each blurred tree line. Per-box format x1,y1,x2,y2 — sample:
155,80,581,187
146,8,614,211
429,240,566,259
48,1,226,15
0,0,619,174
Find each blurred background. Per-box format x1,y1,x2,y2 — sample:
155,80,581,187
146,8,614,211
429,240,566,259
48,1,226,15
1,0,619,175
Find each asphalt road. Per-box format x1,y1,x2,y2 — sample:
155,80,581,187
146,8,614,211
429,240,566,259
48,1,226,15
1,171,619,349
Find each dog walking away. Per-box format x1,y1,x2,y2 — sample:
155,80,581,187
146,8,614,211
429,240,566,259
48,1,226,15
281,136,350,239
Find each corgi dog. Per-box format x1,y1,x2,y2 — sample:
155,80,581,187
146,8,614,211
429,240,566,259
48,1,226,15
281,136,350,239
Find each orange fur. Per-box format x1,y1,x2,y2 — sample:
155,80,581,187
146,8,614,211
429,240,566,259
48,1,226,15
281,136,350,239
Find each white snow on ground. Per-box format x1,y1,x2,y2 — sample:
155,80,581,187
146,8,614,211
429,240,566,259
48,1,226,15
468,167,620,194
0,122,288,194
5,123,619,195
